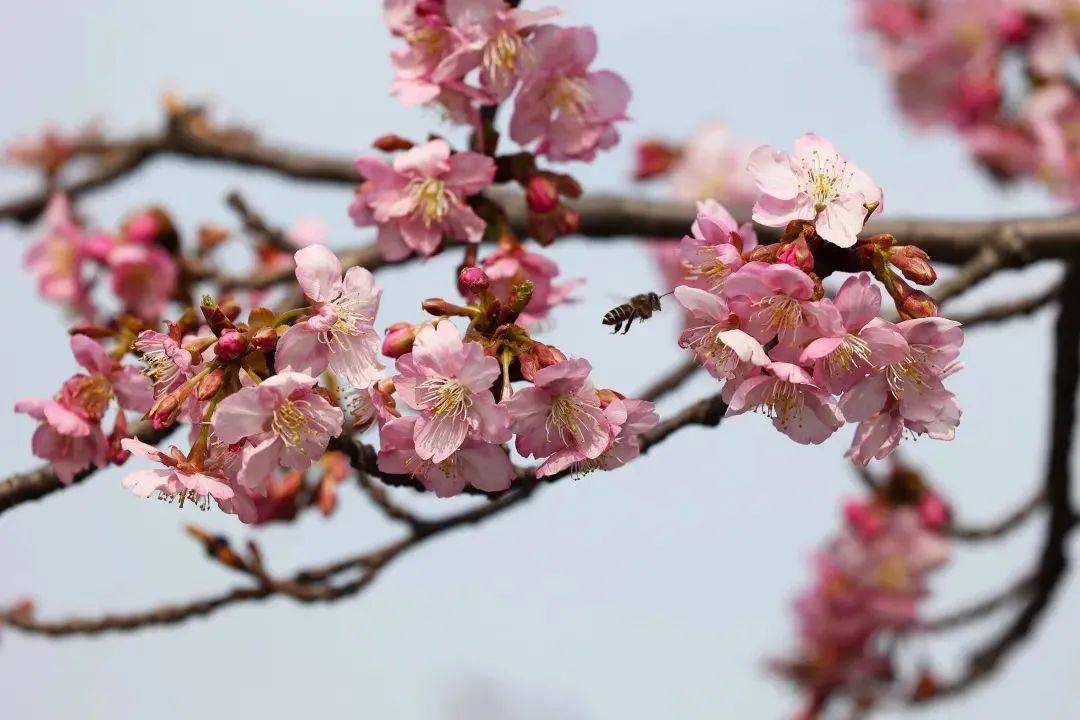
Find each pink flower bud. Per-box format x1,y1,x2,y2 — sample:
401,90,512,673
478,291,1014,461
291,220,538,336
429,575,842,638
215,330,249,361
382,322,419,358
917,493,951,531
125,212,159,244
149,392,183,430
843,500,885,540
777,238,815,272
633,139,681,181
526,175,559,214
458,266,490,295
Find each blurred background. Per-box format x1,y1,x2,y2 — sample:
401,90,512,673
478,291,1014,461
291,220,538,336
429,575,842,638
0,1,1075,718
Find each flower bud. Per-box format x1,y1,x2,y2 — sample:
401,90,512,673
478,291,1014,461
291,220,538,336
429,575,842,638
196,367,226,401
215,330,249,362
888,245,936,285
251,326,279,353
422,298,477,318
457,266,490,296
633,139,681,181
382,322,419,358
898,287,939,320
125,211,160,245
917,493,951,531
68,323,114,340
525,175,559,214
149,392,183,429
201,298,236,335
843,500,886,541
777,238,814,272
372,133,414,152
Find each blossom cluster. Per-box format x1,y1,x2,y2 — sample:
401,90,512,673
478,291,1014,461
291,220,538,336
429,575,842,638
23,195,180,322
672,134,963,461
383,0,630,162
857,0,1080,203
773,465,951,715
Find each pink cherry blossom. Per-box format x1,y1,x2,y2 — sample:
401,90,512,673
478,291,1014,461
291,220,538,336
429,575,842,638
276,244,383,388
211,372,344,493
119,438,235,508
840,317,964,427
24,194,92,314
503,357,610,463
667,123,760,210
134,330,195,397
350,139,495,259
534,395,658,477
721,261,822,345
435,0,560,102
678,199,756,294
725,362,844,445
106,243,178,321
798,275,908,394
748,133,883,248
479,245,583,327
66,334,154,415
674,285,767,381
509,25,631,162
392,321,509,463
377,415,514,496
14,397,108,484
383,0,463,107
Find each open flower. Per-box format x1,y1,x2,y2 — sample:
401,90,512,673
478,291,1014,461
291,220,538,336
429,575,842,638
350,139,495,260
24,194,92,314
667,123,760,209
134,330,195,397
377,415,515,497
678,199,756,294
722,261,822,346
106,243,178,321
509,25,631,161
66,334,154,416
383,0,462,107
435,0,560,102
535,395,658,477
211,372,344,493
119,438,235,509
504,357,610,462
276,244,383,388
674,285,767,381
748,133,883,247
798,274,908,394
14,397,108,484
393,321,509,463
725,362,844,445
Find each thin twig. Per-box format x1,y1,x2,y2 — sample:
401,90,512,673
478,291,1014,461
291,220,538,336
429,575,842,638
952,281,1062,330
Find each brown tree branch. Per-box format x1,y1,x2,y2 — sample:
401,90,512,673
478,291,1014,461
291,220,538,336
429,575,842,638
0,422,176,519
914,264,1080,703
948,491,1045,542
951,281,1062,330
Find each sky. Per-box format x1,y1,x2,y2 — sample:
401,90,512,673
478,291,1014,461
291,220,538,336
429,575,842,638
0,1,1078,718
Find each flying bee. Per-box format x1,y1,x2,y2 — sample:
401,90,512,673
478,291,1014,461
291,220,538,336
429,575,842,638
602,291,673,335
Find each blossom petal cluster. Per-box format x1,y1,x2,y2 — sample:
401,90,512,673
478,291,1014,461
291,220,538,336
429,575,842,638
671,138,962,459
381,0,630,162
773,472,951,714
857,0,1080,203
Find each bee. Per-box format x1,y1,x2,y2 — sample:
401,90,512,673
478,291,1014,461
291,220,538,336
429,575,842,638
602,291,672,334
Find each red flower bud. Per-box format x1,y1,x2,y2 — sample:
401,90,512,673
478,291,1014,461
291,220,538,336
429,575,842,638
633,139,681,181
888,245,937,285
382,322,419,358
777,238,815,272
457,265,490,296
372,133,415,152
149,392,183,430
898,287,939,320
215,330,249,361
525,175,559,214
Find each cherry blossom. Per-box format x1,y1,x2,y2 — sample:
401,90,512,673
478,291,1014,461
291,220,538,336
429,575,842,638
14,397,108,484
276,244,383,388
24,194,91,314
674,286,767,381
392,321,509,463
377,415,515,496
504,357,610,466
212,372,344,493
478,244,583,326
120,438,235,508
748,133,883,248
509,25,631,161
678,199,756,294
350,139,495,259
725,363,844,445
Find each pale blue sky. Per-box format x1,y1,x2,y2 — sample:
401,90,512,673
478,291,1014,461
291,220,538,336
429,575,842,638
0,2,1076,718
